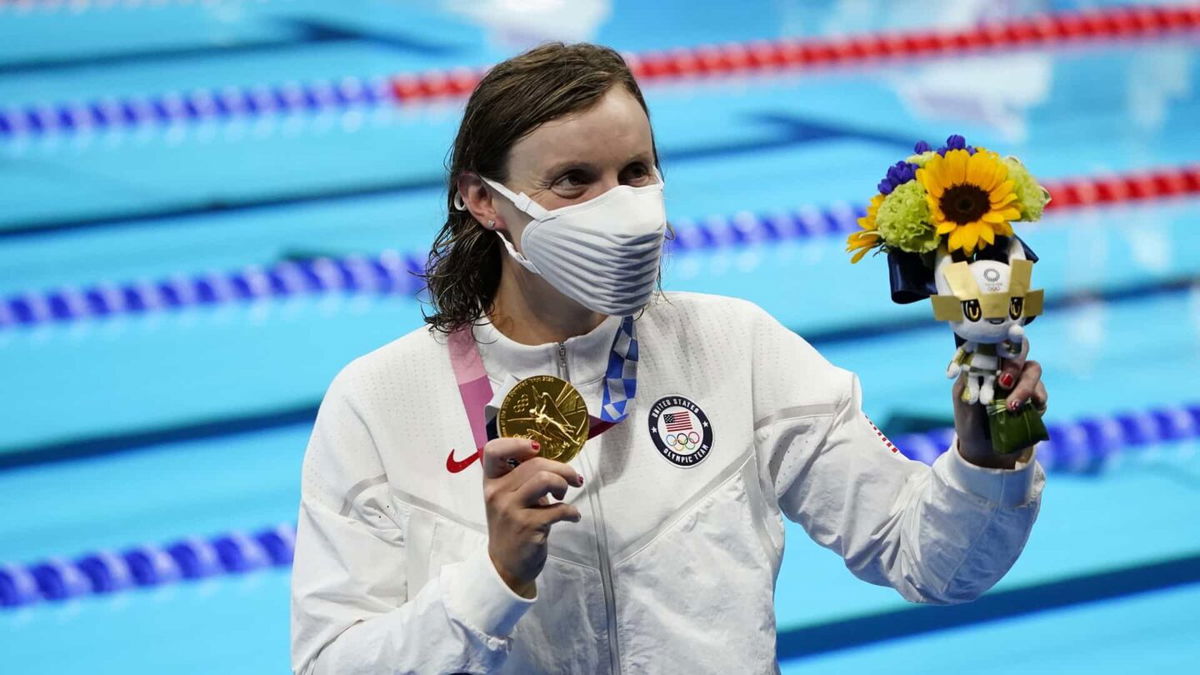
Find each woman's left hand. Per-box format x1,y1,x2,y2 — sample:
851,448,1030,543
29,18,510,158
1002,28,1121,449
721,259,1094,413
952,337,1048,469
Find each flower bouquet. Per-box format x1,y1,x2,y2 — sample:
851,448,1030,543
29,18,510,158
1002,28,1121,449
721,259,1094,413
847,135,1050,454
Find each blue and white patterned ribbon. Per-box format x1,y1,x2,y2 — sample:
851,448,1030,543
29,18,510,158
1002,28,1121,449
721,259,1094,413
601,315,638,423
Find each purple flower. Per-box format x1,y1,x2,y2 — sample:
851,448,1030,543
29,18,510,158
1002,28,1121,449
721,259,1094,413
914,140,931,154
877,160,918,195
935,134,977,156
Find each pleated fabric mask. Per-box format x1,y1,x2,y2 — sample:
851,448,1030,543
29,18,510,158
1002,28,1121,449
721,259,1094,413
479,167,667,316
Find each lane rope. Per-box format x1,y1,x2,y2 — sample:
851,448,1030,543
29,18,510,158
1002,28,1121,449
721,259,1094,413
894,401,1200,474
619,4,1200,81
1,4,1198,139
0,523,295,608
1,164,1197,330
0,0,271,14
2,399,1198,608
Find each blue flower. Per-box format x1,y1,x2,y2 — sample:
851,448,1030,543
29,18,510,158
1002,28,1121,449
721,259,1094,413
914,140,931,154
936,134,977,156
877,160,919,195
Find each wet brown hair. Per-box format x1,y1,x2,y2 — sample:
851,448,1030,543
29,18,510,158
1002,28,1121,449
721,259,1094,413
420,41,660,334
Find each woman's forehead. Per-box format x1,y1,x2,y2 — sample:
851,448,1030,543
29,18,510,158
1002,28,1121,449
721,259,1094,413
507,88,653,175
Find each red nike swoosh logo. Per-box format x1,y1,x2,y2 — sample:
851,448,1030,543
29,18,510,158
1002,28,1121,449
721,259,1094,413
446,447,483,473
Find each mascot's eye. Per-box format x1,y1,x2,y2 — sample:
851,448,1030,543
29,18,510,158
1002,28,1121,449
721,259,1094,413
962,299,982,322
1009,297,1024,320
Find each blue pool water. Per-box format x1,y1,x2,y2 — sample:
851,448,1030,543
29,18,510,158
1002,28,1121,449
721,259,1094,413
1,1,1198,673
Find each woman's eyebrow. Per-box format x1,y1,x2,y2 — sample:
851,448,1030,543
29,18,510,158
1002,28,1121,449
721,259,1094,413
543,160,593,177
541,155,652,179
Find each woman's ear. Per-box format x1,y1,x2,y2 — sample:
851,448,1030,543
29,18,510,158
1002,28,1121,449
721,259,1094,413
455,172,501,231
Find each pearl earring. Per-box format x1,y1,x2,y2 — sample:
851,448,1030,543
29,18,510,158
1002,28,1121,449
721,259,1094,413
486,220,495,229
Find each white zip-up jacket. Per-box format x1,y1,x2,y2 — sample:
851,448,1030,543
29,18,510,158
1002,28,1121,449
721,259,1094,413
290,291,1045,674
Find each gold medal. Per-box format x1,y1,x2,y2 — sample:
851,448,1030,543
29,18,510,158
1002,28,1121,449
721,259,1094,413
497,375,590,464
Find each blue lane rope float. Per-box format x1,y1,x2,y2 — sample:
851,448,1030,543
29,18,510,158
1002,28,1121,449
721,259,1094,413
0,523,295,608
0,251,428,328
0,77,393,139
893,403,1200,475
2,401,1197,608
0,207,863,329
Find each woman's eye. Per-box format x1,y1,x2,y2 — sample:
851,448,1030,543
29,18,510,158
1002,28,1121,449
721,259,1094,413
623,163,651,184
962,300,982,322
1009,297,1024,320
555,171,587,189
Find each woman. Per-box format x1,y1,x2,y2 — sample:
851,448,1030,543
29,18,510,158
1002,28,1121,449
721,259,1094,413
290,43,1047,675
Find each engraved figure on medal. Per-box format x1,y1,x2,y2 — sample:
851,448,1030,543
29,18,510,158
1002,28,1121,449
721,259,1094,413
498,375,590,463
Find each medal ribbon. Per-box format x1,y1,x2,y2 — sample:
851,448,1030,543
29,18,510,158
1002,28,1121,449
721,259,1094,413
448,316,637,451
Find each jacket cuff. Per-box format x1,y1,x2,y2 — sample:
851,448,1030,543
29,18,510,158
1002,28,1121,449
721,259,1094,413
443,546,536,640
934,436,1040,508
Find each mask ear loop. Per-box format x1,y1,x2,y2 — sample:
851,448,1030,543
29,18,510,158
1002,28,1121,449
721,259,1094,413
479,176,551,220
495,229,540,274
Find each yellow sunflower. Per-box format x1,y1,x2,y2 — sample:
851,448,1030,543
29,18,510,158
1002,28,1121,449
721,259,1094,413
916,149,1021,255
846,193,886,263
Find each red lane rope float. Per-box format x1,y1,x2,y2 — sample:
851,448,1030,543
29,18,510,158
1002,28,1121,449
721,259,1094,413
3,164,1199,329
1044,164,1200,210
389,4,1200,103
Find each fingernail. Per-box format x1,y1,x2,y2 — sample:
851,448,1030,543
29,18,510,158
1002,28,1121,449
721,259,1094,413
576,475,585,486
999,373,1015,389
531,441,540,451
1008,398,1019,411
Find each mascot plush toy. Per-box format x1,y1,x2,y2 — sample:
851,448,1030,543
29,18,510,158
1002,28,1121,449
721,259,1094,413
847,135,1050,454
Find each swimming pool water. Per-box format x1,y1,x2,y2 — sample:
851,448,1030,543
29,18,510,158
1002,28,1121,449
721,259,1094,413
2,1,1198,672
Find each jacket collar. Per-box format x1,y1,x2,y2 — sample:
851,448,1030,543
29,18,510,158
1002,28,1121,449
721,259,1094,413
471,312,623,388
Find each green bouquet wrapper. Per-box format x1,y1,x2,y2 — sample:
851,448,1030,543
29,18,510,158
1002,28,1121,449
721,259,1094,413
985,399,1050,454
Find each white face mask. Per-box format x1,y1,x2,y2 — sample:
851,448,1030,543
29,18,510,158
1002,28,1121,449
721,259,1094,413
479,168,667,316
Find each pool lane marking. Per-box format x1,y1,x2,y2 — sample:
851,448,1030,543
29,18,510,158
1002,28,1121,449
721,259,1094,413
1,4,1198,139
776,552,1200,662
0,401,321,471
0,17,460,76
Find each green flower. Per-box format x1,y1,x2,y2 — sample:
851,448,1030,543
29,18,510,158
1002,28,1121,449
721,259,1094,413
904,150,939,168
875,180,939,254
1003,156,1050,221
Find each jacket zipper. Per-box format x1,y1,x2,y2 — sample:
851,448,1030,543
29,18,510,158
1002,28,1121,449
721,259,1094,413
559,340,621,672
557,341,570,381
581,440,622,673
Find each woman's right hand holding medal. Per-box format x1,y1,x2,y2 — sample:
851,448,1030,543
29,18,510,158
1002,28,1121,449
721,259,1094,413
482,437,584,598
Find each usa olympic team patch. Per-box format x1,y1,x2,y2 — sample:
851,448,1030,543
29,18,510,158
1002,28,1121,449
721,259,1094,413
648,396,713,467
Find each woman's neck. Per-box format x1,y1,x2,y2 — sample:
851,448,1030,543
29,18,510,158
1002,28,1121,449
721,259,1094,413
488,261,607,345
